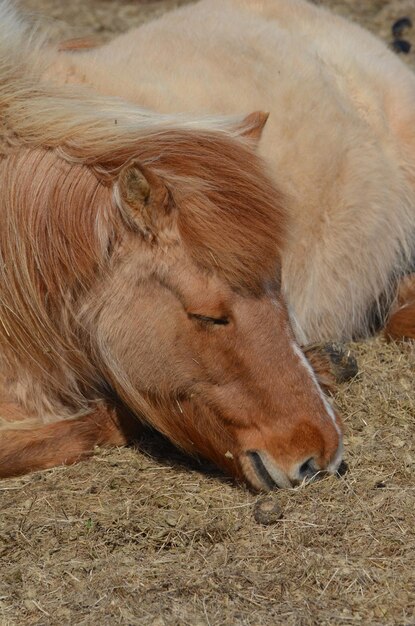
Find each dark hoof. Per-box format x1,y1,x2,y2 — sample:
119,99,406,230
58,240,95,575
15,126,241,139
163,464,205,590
321,342,359,383
391,39,411,54
392,17,412,39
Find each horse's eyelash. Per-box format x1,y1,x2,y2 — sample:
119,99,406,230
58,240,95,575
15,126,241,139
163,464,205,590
188,314,229,325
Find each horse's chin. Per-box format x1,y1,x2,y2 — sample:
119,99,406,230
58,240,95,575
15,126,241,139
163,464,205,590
239,451,291,491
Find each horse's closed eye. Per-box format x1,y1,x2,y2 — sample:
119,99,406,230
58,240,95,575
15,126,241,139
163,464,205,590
188,313,229,326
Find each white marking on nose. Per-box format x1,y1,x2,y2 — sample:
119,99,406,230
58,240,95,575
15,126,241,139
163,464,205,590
270,297,342,444
327,440,344,474
291,342,342,437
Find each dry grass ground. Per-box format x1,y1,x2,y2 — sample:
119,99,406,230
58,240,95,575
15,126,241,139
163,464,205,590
1,1,415,624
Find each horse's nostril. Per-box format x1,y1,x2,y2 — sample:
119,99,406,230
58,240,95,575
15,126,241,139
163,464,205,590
336,459,348,476
298,457,317,480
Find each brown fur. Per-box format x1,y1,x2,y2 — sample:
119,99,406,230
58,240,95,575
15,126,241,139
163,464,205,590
302,351,338,395
0,404,136,478
0,147,118,418
73,129,285,294
0,0,344,488
0,125,342,488
384,274,415,341
58,37,100,52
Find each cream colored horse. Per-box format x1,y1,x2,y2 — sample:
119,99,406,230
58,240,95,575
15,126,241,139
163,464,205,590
49,0,415,343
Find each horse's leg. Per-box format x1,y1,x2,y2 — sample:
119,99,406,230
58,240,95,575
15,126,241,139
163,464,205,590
384,273,415,341
304,343,359,394
0,404,140,479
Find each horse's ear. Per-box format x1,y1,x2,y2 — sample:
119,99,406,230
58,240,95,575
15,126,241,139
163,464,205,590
237,111,269,143
116,162,170,236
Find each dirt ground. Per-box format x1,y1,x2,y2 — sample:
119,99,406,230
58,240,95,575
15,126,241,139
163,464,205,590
1,1,415,625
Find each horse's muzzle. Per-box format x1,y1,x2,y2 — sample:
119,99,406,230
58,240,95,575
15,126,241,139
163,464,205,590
240,444,344,491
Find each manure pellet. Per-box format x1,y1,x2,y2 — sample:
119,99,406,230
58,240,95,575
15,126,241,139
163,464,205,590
254,496,283,525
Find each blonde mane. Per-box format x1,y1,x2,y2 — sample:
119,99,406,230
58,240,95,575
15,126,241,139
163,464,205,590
0,1,248,160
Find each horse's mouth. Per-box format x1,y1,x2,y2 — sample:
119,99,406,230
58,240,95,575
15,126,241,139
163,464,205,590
240,450,293,491
240,449,347,492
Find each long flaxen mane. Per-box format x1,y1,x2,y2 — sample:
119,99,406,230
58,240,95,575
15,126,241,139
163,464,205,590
0,1,284,428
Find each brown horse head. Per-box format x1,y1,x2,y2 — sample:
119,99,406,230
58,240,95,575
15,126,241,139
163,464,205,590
82,124,343,490
0,112,342,489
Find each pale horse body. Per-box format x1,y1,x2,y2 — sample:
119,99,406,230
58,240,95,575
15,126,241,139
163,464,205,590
49,0,415,343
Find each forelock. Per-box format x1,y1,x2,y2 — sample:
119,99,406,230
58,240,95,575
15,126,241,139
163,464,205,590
132,130,285,294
